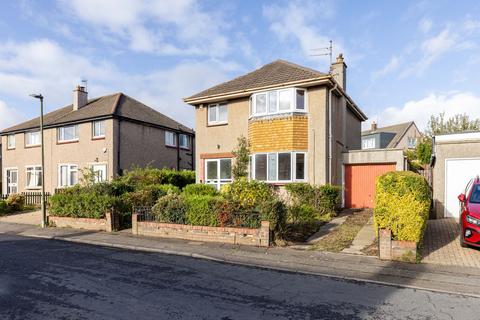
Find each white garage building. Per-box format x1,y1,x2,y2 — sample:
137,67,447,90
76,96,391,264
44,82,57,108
432,132,480,219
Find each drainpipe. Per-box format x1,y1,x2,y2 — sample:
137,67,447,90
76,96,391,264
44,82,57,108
328,82,338,184
176,132,180,170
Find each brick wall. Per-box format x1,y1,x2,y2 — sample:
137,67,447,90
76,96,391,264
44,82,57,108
248,115,308,153
378,228,417,263
48,210,115,232
132,214,270,247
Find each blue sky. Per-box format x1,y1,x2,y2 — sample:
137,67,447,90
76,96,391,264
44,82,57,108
1,0,480,131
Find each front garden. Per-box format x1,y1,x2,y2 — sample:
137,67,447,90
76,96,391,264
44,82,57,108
0,194,37,216
48,166,341,244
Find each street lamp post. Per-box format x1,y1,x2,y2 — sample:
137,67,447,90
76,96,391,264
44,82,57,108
30,94,47,228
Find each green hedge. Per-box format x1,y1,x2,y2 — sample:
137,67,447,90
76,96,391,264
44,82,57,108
185,195,221,227
182,184,218,197
152,193,187,224
221,178,274,208
0,200,10,216
374,171,431,242
116,167,195,190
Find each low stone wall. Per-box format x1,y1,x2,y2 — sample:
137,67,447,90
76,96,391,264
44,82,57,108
379,229,417,263
132,214,270,247
48,211,115,232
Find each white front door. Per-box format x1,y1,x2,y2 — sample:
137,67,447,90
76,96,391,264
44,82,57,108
91,164,107,183
445,158,480,218
6,169,18,194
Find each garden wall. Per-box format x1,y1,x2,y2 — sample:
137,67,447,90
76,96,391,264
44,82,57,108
48,211,116,232
379,229,417,263
132,213,270,247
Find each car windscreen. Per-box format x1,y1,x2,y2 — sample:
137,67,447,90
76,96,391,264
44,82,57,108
470,185,480,204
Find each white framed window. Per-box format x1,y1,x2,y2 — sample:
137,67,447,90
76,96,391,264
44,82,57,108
250,88,306,117
91,164,107,183
93,120,105,138
205,158,232,190
58,164,78,187
26,165,42,189
25,131,41,147
208,103,228,125
179,134,189,149
7,134,15,149
165,131,176,147
5,168,18,194
407,137,417,149
251,151,306,183
362,137,375,149
58,125,79,142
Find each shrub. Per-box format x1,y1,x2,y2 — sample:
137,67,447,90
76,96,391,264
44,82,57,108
152,193,187,224
123,184,180,207
49,189,118,219
184,195,221,227
285,183,341,217
374,171,431,243
182,184,218,197
117,167,195,190
287,204,317,224
221,178,274,208
258,199,287,234
6,194,25,212
0,200,10,215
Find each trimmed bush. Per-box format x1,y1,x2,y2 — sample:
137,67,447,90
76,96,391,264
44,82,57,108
184,195,221,227
152,193,187,224
0,200,10,215
182,184,218,197
287,204,318,224
117,167,195,190
123,184,180,207
374,171,431,243
221,178,274,208
6,194,25,212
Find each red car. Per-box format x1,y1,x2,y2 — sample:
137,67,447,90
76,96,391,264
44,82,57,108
459,176,480,247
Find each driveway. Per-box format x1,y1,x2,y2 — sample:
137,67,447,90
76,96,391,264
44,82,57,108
0,210,42,226
422,218,480,268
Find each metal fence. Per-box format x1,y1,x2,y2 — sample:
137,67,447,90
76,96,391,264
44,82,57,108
1,192,51,205
133,206,154,222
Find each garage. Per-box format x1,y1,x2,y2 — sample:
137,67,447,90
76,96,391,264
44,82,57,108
343,149,406,209
432,132,480,219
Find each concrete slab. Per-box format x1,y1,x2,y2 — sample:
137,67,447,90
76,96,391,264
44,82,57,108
0,210,42,226
342,215,376,255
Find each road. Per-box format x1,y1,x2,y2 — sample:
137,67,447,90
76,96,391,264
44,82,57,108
0,234,478,320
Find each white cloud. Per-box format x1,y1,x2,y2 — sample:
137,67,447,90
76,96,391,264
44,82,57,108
263,0,345,64
372,56,400,79
364,92,480,131
60,0,230,56
0,39,233,128
418,17,432,33
0,100,25,130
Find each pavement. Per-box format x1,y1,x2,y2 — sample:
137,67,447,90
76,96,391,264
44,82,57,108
0,210,42,225
422,218,480,268
3,233,479,319
342,216,376,255
2,221,480,299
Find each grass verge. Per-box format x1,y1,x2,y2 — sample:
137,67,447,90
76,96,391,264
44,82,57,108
312,209,372,252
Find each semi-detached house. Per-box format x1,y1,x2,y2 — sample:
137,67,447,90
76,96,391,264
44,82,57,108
184,54,367,190
1,86,194,194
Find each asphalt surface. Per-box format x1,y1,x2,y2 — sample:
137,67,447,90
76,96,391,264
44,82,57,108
0,234,479,320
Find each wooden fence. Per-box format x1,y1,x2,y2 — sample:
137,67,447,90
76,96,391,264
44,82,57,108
1,192,51,205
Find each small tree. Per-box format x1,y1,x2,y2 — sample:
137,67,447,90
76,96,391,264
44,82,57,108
232,136,250,179
425,112,480,137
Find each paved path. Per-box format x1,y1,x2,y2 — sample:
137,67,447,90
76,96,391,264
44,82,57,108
342,216,376,255
1,233,479,319
422,218,480,268
2,221,480,298
0,210,41,226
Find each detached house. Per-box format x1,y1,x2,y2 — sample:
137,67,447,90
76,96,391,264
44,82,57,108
184,55,367,189
1,86,194,194
361,121,421,150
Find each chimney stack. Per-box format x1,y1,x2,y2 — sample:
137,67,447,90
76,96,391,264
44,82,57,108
330,53,347,91
371,121,378,131
73,85,88,111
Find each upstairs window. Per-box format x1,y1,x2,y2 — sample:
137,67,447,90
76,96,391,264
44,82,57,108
179,134,190,149
25,131,41,147
165,131,176,147
251,88,306,117
407,137,417,149
93,121,105,138
58,125,79,143
362,137,375,149
7,134,15,149
208,103,228,125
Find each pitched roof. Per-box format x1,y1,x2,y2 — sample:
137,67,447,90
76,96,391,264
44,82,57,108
185,59,327,101
2,93,193,134
362,121,415,148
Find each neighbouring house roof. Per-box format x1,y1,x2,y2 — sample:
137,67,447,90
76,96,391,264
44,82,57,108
362,121,416,148
184,59,367,121
1,93,194,134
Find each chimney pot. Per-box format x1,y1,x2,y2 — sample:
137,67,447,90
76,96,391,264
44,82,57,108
73,85,88,111
371,121,377,131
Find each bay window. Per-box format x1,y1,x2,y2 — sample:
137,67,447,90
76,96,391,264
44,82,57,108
252,152,306,182
25,131,41,147
208,103,228,125
58,164,78,187
251,88,306,117
58,125,79,142
205,158,232,189
26,166,42,189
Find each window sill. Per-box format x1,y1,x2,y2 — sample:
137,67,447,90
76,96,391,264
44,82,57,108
57,140,79,145
92,136,106,141
207,122,228,127
25,187,42,190
166,144,177,149
6,148,15,150
180,146,190,150
25,145,41,149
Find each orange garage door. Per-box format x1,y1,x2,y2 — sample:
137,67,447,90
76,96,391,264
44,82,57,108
344,163,396,208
